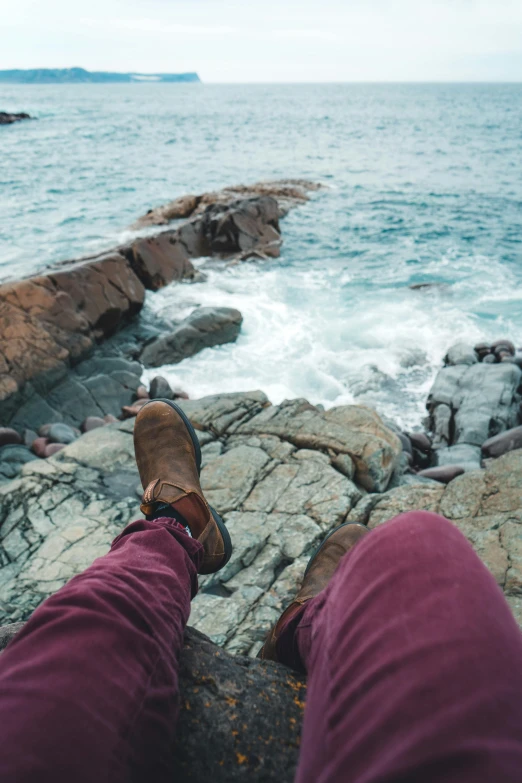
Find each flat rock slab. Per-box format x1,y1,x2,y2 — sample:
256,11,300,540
348,448,522,624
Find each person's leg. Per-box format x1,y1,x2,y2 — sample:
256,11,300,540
0,398,233,782
285,512,522,783
0,517,201,782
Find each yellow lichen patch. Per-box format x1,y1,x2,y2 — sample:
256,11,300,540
236,753,248,765
225,696,238,707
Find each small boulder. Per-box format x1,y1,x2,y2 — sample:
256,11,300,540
0,444,38,466
149,376,176,400
81,417,106,433
418,465,465,484
48,423,78,445
44,443,66,458
104,414,118,424
397,433,413,456
23,429,38,448
121,399,149,418
0,428,22,447
444,343,478,367
491,339,515,357
483,354,496,364
38,423,53,438
31,437,50,458
136,385,149,400
482,426,522,459
141,307,243,368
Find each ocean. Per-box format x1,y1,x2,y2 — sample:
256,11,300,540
1,83,522,428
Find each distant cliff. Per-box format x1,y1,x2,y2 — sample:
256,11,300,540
0,68,200,84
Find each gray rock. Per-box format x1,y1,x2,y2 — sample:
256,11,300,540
0,429,22,447
48,423,78,445
428,362,522,452
149,376,175,400
0,445,38,482
238,399,402,493
444,342,478,366
141,307,243,368
435,444,482,472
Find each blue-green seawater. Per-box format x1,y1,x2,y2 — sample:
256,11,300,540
1,84,522,426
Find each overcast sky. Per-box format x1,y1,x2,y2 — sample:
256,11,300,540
2,0,522,82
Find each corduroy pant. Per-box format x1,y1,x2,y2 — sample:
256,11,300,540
0,512,521,782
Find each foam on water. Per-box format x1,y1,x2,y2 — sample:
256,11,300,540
2,83,522,428
142,246,522,429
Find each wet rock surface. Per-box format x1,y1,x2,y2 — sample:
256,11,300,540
0,112,32,125
0,181,317,429
141,307,243,368
133,179,322,228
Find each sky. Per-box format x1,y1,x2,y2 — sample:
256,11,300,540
2,0,522,82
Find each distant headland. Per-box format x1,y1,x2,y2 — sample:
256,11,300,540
0,67,201,84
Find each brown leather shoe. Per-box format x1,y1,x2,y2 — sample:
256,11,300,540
134,399,232,575
259,522,369,662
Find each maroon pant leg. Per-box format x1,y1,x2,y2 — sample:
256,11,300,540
281,512,522,783
0,517,202,783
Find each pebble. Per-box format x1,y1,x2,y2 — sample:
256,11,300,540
81,416,106,433
32,437,50,458
491,339,515,356
38,423,53,438
44,443,66,458
103,414,118,424
0,428,22,447
418,465,465,483
48,423,78,445
482,426,522,459
121,399,149,418
149,376,175,400
136,386,150,400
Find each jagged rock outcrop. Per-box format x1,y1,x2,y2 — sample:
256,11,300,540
141,307,243,368
133,180,322,228
426,341,522,472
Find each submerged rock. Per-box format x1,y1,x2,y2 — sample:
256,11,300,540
141,307,243,368
0,112,32,125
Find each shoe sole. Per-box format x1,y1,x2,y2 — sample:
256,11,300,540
147,398,233,569
304,521,368,577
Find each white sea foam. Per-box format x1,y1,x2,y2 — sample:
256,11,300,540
142,250,521,431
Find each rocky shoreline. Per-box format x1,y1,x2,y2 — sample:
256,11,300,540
1,181,522,780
